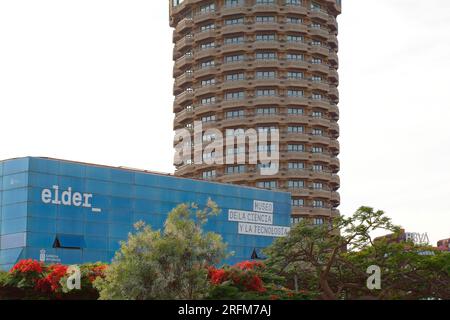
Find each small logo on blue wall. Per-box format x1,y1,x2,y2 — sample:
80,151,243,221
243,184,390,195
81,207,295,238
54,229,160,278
39,249,46,262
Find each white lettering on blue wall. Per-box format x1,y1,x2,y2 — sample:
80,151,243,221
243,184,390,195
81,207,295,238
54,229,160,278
228,209,273,225
41,186,101,213
253,200,274,214
238,223,290,237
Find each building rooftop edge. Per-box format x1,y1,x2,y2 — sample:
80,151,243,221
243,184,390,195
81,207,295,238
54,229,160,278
0,156,292,196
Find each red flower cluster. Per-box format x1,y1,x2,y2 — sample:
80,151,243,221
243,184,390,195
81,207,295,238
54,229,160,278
235,260,265,270
241,275,265,293
207,261,267,293
88,265,107,283
208,267,227,285
10,259,43,274
35,264,68,293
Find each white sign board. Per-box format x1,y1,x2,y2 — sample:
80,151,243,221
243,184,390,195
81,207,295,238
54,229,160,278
253,200,273,214
228,209,273,225
227,200,289,238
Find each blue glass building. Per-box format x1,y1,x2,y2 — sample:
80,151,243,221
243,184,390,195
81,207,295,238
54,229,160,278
0,157,291,271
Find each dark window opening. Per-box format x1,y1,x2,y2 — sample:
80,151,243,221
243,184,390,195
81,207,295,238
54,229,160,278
53,234,86,250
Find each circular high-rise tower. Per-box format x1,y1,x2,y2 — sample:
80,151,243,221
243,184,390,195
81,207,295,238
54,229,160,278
170,0,341,224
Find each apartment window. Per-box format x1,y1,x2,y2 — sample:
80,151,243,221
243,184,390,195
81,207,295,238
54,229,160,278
313,217,325,225
313,164,324,172
287,89,304,97
257,107,277,115
226,165,246,174
257,145,277,155
287,71,303,79
256,16,275,23
226,109,244,118
172,0,185,7
291,198,304,207
224,36,244,45
226,128,245,137
311,2,322,10
312,57,323,64
257,181,277,189
312,75,323,82
203,133,217,142
200,41,215,50
200,23,215,32
227,146,246,155
225,17,244,25
225,54,244,63
225,91,245,100
312,111,323,118
200,3,215,13
288,107,304,115
201,96,216,105
182,51,193,58
200,60,215,68
311,23,321,29
286,17,302,24
312,93,323,100
312,128,323,136
312,146,323,153
203,152,216,161
257,126,277,133
201,78,216,86
288,144,304,152
311,40,322,46
286,0,302,5
288,180,304,189
202,170,216,179
287,35,303,42
257,163,273,171
256,52,277,60
201,114,216,123
225,0,241,7
226,73,245,81
291,217,304,225
313,182,324,190
256,89,276,96
256,0,275,4
256,71,276,79
286,53,304,60
288,162,305,170
256,34,276,41
287,126,304,133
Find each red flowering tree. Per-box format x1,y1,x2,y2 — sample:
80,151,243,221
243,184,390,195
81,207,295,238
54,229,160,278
207,261,316,300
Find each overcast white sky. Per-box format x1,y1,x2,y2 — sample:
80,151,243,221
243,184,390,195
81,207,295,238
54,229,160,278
0,0,449,244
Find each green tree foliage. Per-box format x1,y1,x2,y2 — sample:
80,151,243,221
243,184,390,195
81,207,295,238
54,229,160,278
344,241,450,299
264,206,450,300
0,270,8,288
94,200,228,300
265,206,399,299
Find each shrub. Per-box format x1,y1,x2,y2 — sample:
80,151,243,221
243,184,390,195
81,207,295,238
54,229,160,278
0,260,107,300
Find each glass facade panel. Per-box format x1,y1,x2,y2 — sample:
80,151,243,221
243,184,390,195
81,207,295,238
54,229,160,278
0,157,291,270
